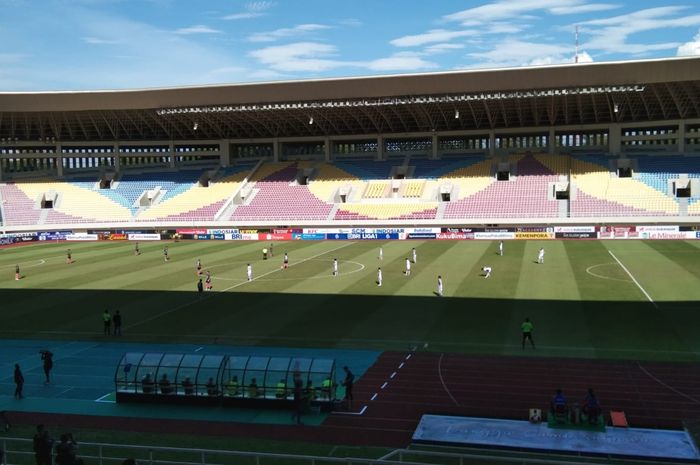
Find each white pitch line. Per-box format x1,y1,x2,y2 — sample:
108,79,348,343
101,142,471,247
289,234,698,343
125,242,356,330
608,250,657,308
194,346,203,352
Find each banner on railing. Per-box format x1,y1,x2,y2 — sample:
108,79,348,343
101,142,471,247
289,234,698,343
127,233,161,241
474,232,516,240
66,233,99,241
515,232,554,239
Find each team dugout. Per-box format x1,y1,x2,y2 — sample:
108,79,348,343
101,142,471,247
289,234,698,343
114,352,337,410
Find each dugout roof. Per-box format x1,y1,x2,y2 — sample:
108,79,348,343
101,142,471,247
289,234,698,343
1,57,699,142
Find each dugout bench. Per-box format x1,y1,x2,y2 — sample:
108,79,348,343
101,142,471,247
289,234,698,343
114,352,337,411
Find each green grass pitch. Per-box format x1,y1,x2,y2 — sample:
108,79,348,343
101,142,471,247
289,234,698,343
1,239,699,361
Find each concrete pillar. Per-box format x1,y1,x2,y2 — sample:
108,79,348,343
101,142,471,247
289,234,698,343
324,137,331,162
431,133,438,159
548,127,556,154
273,139,280,162
169,142,176,168
56,144,64,177
377,135,384,161
488,132,496,157
112,144,120,172
609,124,621,155
220,140,230,167
678,122,686,153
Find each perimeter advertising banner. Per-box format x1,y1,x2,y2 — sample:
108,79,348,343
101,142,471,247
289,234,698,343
436,232,473,240
554,226,596,233
38,231,70,241
177,229,207,235
327,232,401,240
258,233,293,241
66,233,99,241
127,233,161,241
514,232,554,239
473,232,516,240
555,232,597,239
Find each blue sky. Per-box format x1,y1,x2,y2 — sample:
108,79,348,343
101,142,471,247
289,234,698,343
1,0,699,91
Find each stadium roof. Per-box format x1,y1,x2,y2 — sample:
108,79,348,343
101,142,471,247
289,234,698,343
1,57,699,142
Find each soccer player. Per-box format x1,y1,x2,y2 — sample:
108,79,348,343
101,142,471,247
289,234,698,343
282,252,289,269
332,258,339,277
163,246,169,262
499,241,503,256
436,275,443,296
205,271,212,291
377,267,382,287
521,317,535,349
262,247,268,260
66,249,72,264
196,259,202,275
15,264,20,281
269,243,274,257
379,247,383,260
134,242,140,255
412,247,417,263
197,278,203,295
404,258,411,276
247,263,253,281
538,247,545,264
482,266,492,278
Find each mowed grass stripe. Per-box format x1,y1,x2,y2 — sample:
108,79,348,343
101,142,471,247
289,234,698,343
603,241,700,302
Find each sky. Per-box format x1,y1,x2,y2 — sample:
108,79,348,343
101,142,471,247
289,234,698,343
0,0,699,91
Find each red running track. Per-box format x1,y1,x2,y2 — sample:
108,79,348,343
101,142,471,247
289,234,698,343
10,351,700,448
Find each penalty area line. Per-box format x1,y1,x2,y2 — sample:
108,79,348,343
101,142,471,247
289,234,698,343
608,250,657,308
95,392,116,403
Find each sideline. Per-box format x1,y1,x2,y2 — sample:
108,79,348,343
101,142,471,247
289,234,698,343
608,250,657,308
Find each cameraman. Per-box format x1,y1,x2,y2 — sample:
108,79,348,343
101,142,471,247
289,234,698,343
33,424,54,465
40,351,53,384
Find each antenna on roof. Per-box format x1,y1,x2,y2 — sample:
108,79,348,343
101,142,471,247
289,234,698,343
575,25,579,64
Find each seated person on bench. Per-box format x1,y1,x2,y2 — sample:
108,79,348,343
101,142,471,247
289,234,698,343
141,373,155,394
248,378,261,398
159,374,174,394
582,388,601,424
550,388,568,420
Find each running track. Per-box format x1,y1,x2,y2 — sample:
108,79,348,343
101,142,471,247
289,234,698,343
10,351,700,448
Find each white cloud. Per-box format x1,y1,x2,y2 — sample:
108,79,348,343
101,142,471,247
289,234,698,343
249,42,437,73
174,25,222,35
366,55,438,71
444,0,620,25
549,3,619,15
248,24,331,43
222,1,275,20
677,29,700,56
83,36,122,45
249,42,341,72
391,29,476,47
424,43,465,54
467,39,573,68
576,7,700,54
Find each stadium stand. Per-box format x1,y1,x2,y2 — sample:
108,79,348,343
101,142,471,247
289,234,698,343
570,155,680,216
443,154,558,219
334,203,438,220
229,163,334,221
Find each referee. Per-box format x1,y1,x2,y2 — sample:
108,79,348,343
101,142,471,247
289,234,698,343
521,317,535,350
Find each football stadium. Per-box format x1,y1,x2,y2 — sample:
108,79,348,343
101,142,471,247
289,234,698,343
1,56,700,464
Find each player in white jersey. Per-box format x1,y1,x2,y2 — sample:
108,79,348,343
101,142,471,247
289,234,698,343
412,247,417,263
538,248,545,264
246,263,253,281
404,258,411,276
332,258,339,276
436,275,443,296
499,241,503,256
482,266,492,278
377,267,383,286
379,247,383,260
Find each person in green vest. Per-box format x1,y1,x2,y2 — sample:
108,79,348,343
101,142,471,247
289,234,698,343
320,376,333,400
276,379,287,398
102,310,112,336
226,376,239,397
521,317,535,350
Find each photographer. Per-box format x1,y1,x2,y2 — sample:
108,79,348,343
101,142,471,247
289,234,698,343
40,351,53,384
33,424,54,465
55,433,82,465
